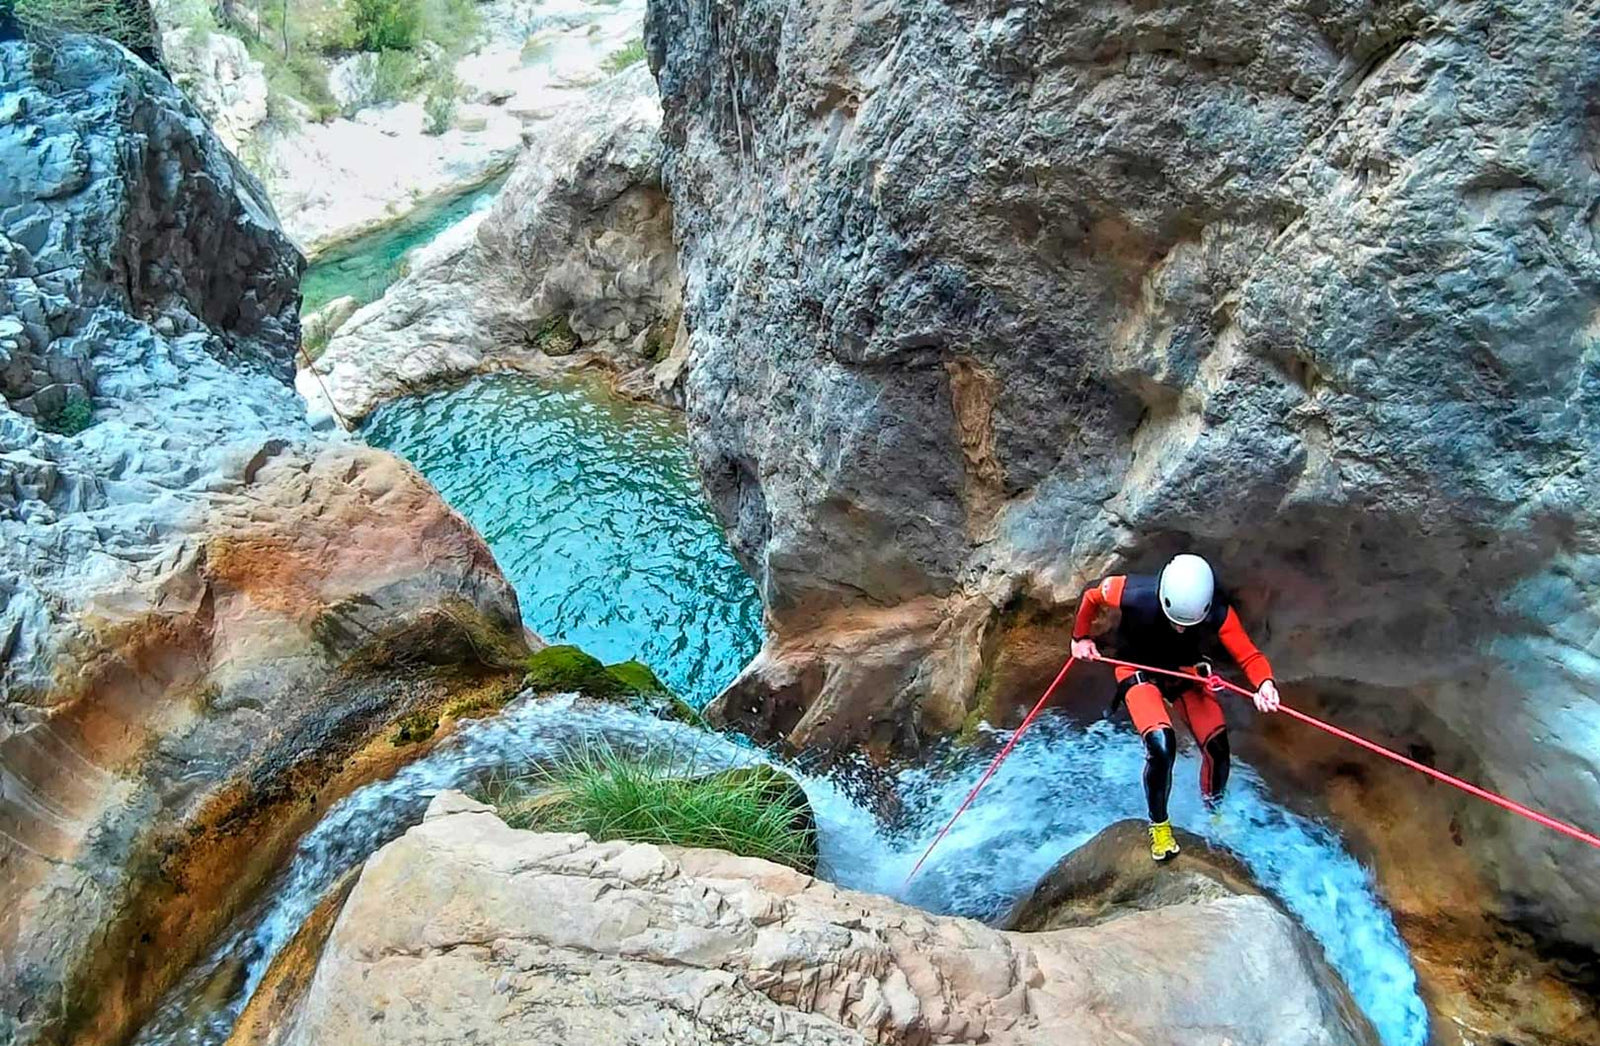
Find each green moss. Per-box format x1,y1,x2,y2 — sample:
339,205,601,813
663,693,703,724
956,666,999,746
531,313,579,357
442,692,497,719
524,644,613,695
390,710,439,745
604,659,665,694
522,645,702,717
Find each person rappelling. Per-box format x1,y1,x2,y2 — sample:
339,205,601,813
906,554,1597,888
1069,554,1281,862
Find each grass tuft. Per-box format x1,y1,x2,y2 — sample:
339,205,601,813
601,38,645,74
479,743,817,872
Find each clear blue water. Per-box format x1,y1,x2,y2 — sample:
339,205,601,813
299,174,508,316
362,372,763,704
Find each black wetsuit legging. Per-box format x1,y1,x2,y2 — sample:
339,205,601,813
1143,725,1230,822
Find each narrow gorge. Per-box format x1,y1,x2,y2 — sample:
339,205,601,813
2,2,1597,1046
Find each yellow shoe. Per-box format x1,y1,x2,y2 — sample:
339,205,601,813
1149,820,1180,862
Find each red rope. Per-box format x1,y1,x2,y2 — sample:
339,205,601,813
903,657,1076,886
904,653,1599,885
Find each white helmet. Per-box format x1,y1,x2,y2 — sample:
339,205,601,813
1159,554,1215,626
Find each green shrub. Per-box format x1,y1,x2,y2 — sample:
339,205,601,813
368,47,421,106
422,69,457,135
38,390,93,436
480,744,818,872
351,0,420,52
602,37,645,74
244,35,337,119
163,0,216,40
9,0,155,52
419,0,481,58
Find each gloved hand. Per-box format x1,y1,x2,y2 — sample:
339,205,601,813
1253,680,1281,713
1071,638,1100,661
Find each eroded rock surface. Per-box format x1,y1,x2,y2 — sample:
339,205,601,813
279,792,1372,1046
650,0,1600,966
0,37,524,1046
300,64,681,424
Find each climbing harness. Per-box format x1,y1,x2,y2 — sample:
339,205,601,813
904,653,1600,886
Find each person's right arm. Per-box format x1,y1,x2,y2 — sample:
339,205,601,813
1071,575,1125,660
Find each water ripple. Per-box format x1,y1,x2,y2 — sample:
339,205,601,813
363,373,764,704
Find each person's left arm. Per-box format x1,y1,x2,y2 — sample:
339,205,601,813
1216,608,1280,712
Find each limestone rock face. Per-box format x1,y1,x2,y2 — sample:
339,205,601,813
161,24,270,151
300,64,680,425
0,37,523,1046
650,0,1600,950
280,792,1371,1046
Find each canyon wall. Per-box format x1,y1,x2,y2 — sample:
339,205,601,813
0,34,524,1046
648,0,1600,972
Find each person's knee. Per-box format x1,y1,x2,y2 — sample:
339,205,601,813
1144,726,1177,768
1203,728,1230,765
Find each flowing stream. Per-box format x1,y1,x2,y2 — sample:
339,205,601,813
298,173,508,316
131,373,1430,1046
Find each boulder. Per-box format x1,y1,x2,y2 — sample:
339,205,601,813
1004,820,1276,932
0,36,525,1046
299,63,681,424
276,792,1374,1046
648,0,1600,979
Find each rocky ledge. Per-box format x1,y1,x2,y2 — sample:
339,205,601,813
268,792,1374,1046
299,62,682,425
0,35,525,1046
